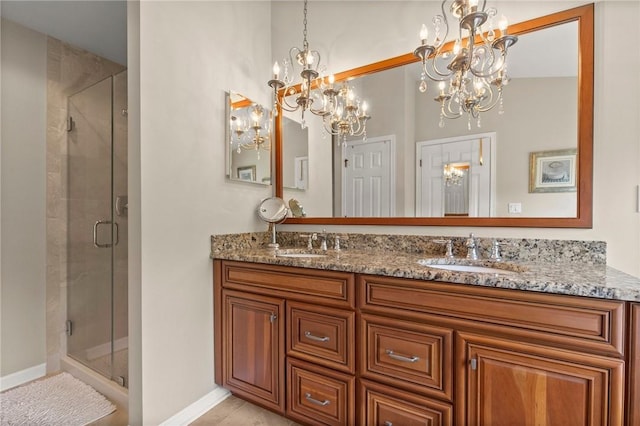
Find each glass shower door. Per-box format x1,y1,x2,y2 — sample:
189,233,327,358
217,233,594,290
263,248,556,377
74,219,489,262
67,76,116,381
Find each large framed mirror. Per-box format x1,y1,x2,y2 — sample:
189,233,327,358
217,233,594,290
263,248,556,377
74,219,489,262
226,91,272,185
275,4,593,228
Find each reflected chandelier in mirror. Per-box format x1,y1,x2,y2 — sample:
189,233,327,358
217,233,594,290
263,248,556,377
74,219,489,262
275,4,594,228
226,91,271,185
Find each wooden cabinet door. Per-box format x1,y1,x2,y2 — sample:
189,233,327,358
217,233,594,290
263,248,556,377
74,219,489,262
457,332,624,426
628,303,640,425
222,289,285,413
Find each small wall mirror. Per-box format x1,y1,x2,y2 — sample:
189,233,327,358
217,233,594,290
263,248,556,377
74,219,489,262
226,91,272,185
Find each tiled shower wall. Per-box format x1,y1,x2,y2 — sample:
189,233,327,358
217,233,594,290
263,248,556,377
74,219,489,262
45,37,125,372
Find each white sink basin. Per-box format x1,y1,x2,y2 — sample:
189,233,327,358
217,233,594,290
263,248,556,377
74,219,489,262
276,252,327,259
418,259,519,274
427,264,514,274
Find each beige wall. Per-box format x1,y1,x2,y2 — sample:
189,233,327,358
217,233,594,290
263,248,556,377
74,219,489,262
132,1,272,423
0,18,47,378
417,76,578,218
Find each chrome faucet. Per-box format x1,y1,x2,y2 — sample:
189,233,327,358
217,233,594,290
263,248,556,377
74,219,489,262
320,229,328,252
466,233,479,260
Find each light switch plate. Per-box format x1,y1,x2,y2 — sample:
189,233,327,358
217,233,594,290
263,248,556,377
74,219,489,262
508,203,522,214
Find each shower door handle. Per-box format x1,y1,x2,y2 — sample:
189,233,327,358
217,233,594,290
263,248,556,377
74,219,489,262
93,220,119,248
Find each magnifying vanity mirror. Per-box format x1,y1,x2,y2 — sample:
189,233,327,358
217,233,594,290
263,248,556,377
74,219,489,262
226,91,272,185
274,4,593,228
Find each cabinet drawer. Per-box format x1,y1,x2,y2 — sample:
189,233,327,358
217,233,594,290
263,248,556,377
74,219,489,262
222,261,355,308
359,379,453,426
359,274,625,357
287,358,355,426
287,301,355,373
360,314,453,401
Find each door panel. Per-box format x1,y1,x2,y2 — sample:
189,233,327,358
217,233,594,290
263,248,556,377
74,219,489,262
343,136,394,217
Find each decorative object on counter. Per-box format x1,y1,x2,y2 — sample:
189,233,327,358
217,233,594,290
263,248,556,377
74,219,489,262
257,197,289,249
529,148,577,193
289,198,307,217
413,0,518,129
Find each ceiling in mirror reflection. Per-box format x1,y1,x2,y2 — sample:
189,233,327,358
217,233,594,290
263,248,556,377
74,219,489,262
280,20,579,219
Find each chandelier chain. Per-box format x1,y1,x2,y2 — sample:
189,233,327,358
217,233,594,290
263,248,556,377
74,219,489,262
302,0,309,51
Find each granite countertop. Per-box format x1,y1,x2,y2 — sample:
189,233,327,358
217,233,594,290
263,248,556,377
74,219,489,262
211,246,640,302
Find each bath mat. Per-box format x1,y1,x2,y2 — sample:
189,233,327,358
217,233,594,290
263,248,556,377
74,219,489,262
0,372,116,426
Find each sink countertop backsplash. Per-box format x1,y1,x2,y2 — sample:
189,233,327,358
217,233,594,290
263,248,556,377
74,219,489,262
209,232,640,301
211,231,606,264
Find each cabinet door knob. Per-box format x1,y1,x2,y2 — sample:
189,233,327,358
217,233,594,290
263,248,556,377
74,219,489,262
269,313,277,323
304,392,330,406
385,349,419,363
384,422,393,426
470,358,478,370
304,331,330,342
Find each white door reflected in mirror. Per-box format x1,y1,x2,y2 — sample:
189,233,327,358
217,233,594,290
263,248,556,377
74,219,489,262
417,133,494,217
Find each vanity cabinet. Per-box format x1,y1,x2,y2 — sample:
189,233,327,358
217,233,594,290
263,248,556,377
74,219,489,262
358,274,626,426
628,303,640,424
457,332,624,426
215,261,629,425
220,290,285,412
214,260,355,423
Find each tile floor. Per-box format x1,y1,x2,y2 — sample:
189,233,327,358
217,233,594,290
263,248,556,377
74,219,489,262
94,395,298,426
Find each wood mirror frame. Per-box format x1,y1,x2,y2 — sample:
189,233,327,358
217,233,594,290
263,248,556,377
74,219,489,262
274,4,593,228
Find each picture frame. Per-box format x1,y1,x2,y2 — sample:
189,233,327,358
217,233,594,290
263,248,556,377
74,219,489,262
529,149,577,193
237,165,256,181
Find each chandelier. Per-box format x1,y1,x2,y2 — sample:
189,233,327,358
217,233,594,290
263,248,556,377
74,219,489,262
230,104,271,160
443,163,466,186
267,0,371,142
413,0,518,129
318,75,370,146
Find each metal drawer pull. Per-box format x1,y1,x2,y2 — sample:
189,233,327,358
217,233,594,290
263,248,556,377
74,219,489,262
304,331,330,342
304,393,330,407
384,422,393,426
386,349,419,363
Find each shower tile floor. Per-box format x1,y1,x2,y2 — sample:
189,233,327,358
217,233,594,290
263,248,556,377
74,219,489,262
84,348,128,387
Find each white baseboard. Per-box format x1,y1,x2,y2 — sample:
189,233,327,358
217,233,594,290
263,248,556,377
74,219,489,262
159,386,231,426
0,363,47,392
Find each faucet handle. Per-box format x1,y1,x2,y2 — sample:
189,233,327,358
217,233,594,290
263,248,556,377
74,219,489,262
299,233,317,250
490,239,512,261
433,239,454,258
334,234,349,251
